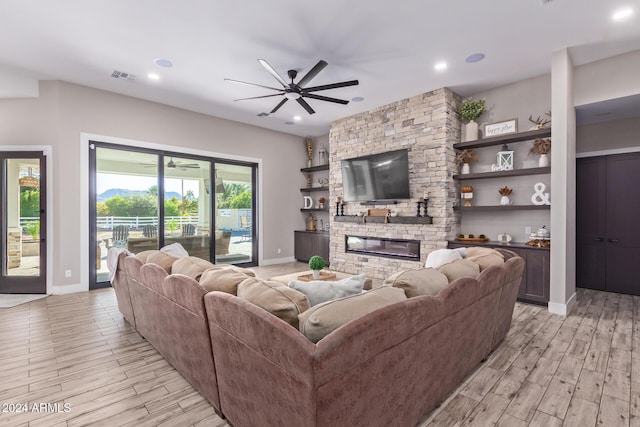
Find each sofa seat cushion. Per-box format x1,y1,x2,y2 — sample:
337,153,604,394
438,259,480,282
383,268,449,298
424,248,466,268
298,287,407,343
464,247,505,271
288,273,366,306
171,256,215,281
147,251,180,273
237,277,310,328
199,267,254,295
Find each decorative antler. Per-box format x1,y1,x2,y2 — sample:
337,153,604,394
528,113,551,130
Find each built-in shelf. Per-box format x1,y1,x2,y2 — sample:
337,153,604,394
300,186,329,192
301,208,330,213
448,240,550,251
300,164,329,173
453,128,551,150
334,215,433,224
454,205,550,212
453,166,550,180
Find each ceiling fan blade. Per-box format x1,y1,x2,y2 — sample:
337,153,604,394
297,97,316,115
234,93,284,101
303,93,349,105
270,98,288,114
224,78,283,92
297,60,328,87
304,80,359,93
258,59,288,88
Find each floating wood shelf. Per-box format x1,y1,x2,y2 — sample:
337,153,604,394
300,164,329,173
300,186,329,192
333,215,433,224
454,205,550,212
300,208,330,213
453,128,551,150
453,167,550,180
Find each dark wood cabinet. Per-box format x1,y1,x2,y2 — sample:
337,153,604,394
448,241,550,305
294,231,329,263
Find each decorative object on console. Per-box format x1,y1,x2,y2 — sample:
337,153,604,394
456,233,488,242
460,185,474,207
306,174,312,188
304,138,314,167
318,144,328,165
319,197,325,209
528,111,551,130
531,182,551,205
536,225,550,239
530,137,551,167
458,97,486,142
484,118,518,138
303,196,313,209
316,177,329,187
456,149,479,174
308,255,326,279
498,186,513,206
496,144,514,171
416,199,423,217
497,233,512,243
305,214,317,231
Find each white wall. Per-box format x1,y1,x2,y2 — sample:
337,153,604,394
574,50,640,107
577,116,640,153
0,80,302,291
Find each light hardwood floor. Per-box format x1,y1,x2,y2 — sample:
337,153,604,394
0,263,636,426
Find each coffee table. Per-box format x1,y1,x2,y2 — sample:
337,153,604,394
270,270,373,290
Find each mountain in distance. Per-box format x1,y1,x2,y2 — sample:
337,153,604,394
97,188,182,202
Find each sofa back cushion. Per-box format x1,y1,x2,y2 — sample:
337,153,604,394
147,251,180,273
298,287,407,343
199,267,254,294
383,268,449,298
464,247,505,271
237,277,310,328
136,250,159,263
438,259,480,282
288,273,366,306
171,256,215,281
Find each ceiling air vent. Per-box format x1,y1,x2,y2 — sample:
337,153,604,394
111,70,136,81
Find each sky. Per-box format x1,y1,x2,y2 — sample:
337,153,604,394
96,173,200,197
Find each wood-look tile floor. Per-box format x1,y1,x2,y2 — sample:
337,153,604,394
0,263,635,426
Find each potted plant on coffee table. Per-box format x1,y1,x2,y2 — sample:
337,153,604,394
309,255,326,279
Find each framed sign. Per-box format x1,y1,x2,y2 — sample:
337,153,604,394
484,118,518,137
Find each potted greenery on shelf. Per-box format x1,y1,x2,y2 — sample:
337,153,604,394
308,255,326,279
458,97,486,142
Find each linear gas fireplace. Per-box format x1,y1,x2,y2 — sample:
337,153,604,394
345,235,420,261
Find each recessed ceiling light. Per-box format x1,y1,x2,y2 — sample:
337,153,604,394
154,58,173,68
434,61,447,71
293,116,302,121
147,73,160,81
285,121,295,125
351,97,364,102
465,53,486,63
612,8,633,21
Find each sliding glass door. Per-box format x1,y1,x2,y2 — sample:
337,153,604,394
0,152,47,294
89,142,257,288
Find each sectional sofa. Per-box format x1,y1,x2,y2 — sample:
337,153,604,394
110,248,524,427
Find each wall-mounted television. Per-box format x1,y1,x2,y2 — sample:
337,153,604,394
341,149,410,202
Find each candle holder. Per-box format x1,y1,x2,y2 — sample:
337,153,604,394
335,202,340,216
416,201,423,217
422,197,429,217
339,203,345,216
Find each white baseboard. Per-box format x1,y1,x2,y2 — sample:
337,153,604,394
51,283,86,295
548,291,577,316
260,256,297,266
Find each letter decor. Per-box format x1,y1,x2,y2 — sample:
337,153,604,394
531,183,550,205
303,196,313,209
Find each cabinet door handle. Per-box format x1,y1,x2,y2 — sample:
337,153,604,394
593,237,604,242
608,238,620,243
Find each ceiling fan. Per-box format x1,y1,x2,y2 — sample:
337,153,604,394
225,59,359,115
140,157,200,170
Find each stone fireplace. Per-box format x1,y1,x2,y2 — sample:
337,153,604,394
345,235,420,261
328,88,461,280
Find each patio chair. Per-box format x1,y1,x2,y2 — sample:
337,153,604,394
240,216,251,241
182,223,196,236
142,224,158,238
107,225,130,249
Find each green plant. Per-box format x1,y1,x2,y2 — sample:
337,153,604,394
166,219,178,233
468,234,475,238
457,233,465,238
479,234,486,239
458,98,486,122
308,255,326,271
25,221,40,240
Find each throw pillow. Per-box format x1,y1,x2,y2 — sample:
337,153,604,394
298,287,407,343
438,259,480,282
237,277,310,328
383,268,449,298
136,250,159,263
288,273,367,306
146,251,180,273
466,253,504,271
160,242,189,258
171,256,215,281
424,248,464,269
199,267,254,295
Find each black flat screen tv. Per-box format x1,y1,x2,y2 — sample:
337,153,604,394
341,149,410,202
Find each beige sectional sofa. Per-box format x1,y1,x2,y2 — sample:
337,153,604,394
111,248,524,427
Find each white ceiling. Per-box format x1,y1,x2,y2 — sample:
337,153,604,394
1,0,639,137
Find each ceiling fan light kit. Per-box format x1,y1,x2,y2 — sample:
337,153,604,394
226,59,359,115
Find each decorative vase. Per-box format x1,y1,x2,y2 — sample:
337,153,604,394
538,153,549,167
461,163,470,175
312,269,321,279
319,202,324,209
463,120,478,142
500,195,511,206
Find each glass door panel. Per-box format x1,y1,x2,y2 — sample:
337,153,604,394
215,163,255,265
163,157,212,261
95,148,159,284
1,153,46,293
